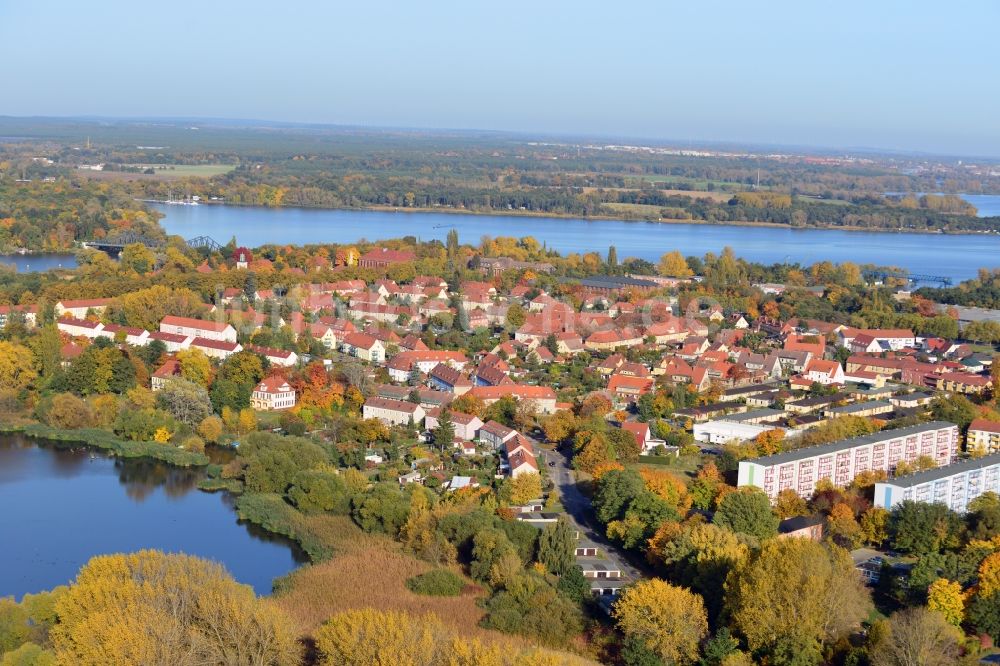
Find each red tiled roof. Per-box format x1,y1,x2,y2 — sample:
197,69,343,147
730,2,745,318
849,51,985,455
161,315,231,333
256,375,293,394
364,396,421,413
970,418,1000,435
191,337,239,352
469,385,556,401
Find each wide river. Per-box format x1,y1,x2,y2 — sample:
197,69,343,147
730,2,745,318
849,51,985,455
0,435,305,599
153,202,1000,284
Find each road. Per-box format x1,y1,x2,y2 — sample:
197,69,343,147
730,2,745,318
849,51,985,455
537,443,647,583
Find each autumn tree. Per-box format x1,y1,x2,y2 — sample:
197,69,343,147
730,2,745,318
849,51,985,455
505,473,542,506
177,347,212,387
0,340,36,393
613,579,708,665
774,488,807,519
51,550,298,665
926,578,964,626
44,392,92,429
197,415,223,443
727,539,871,662
658,250,694,278
119,243,156,274
869,608,962,666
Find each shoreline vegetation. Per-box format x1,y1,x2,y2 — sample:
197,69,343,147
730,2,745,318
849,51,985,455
0,423,209,466
157,198,1000,237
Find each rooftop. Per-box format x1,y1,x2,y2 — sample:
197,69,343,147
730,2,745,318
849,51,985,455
881,452,1000,488
745,421,957,467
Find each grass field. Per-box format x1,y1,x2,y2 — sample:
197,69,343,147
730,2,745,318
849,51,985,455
272,515,492,635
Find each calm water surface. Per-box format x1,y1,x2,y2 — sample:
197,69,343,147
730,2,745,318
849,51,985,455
0,253,77,272
153,203,1000,283
0,435,304,599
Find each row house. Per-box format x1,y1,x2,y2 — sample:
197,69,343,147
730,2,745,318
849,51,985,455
190,337,242,360
348,303,414,324
0,304,37,328
837,327,916,351
357,247,416,268
505,435,539,478
936,372,991,395
375,384,453,410
362,396,425,426
55,298,113,318
103,324,150,346
468,384,558,414
340,332,386,363
424,409,484,442
386,350,468,382
57,317,110,340
160,315,237,343
148,331,191,352
428,363,473,395
738,421,959,500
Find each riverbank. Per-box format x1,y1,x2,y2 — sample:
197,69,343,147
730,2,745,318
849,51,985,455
0,423,209,466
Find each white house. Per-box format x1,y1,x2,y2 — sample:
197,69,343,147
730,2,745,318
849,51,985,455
190,337,242,360
804,359,845,385
424,409,483,441
55,298,112,318
160,315,237,344
251,375,297,411
363,396,425,427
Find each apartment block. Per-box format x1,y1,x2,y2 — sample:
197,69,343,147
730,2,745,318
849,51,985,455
738,421,959,500
874,453,1000,513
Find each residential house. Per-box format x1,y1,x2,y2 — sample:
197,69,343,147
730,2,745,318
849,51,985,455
55,298,113,318
190,337,242,360
358,247,416,269
968,419,1000,455
428,363,473,395
151,358,181,391
160,315,237,343
340,332,386,363
468,385,558,414
478,420,518,450
424,409,483,441
251,375,297,410
363,396,425,427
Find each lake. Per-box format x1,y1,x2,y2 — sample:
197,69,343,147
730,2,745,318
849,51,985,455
0,253,77,272
152,203,1000,284
0,435,305,599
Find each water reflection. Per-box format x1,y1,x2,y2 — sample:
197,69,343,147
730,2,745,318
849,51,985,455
0,434,303,598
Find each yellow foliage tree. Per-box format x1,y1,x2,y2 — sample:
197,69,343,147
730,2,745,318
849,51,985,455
51,550,298,666
153,426,172,443
639,468,693,515
177,347,212,387
612,579,708,665
728,538,872,657
197,415,223,443
658,251,693,278
927,578,964,626
237,408,258,435
978,551,1000,598
508,472,543,506
0,340,36,392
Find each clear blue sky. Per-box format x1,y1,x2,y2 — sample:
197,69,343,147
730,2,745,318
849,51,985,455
2,0,998,156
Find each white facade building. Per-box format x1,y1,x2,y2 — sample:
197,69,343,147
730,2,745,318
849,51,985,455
738,421,959,500
875,453,1000,513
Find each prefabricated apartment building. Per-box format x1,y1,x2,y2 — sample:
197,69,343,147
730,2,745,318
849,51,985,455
738,421,959,499
875,452,1000,514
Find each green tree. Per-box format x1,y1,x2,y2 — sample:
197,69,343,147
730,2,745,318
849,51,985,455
713,487,779,540
889,501,963,555
432,408,455,450
538,517,576,575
